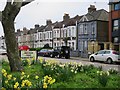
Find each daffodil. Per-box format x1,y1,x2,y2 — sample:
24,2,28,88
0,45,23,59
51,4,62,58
27,75,30,78
35,75,39,79
7,74,12,80
2,69,6,74
43,83,47,89
3,72,7,77
50,79,56,85
14,82,19,88
1,87,6,90
5,80,8,84
21,72,25,76
13,77,16,81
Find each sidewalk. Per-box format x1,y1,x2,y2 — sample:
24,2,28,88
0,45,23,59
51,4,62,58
70,57,89,61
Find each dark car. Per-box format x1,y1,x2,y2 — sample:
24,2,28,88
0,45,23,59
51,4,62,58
49,46,70,59
37,49,53,57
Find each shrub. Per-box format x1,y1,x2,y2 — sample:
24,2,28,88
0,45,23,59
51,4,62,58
97,71,110,87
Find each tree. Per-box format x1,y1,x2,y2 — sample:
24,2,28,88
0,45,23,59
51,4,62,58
0,0,34,72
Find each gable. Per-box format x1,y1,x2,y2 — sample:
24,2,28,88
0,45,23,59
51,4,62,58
79,15,88,22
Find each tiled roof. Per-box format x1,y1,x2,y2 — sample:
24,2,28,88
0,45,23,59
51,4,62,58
53,15,82,28
45,25,52,31
80,9,108,22
53,22,63,28
38,25,46,32
28,28,37,34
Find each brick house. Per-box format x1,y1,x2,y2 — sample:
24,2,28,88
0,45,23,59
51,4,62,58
109,0,120,52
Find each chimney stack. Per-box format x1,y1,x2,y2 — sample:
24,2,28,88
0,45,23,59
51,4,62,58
35,24,39,29
63,13,70,21
88,5,96,13
46,19,52,25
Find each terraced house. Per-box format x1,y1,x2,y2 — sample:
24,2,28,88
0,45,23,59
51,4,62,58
16,14,81,50
78,5,109,58
109,0,120,52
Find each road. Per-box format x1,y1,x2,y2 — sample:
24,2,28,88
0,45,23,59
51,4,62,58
0,55,120,72
41,57,120,72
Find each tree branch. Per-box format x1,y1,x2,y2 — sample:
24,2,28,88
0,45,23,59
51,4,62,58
22,0,35,6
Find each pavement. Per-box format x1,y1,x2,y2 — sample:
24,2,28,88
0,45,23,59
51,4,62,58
0,55,89,61
70,57,89,61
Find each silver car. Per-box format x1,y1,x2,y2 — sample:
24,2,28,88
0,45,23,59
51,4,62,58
89,50,120,64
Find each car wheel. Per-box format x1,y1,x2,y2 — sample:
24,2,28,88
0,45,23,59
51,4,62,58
57,54,61,58
90,57,95,62
107,58,113,64
65,56,70,59
50,54,53,58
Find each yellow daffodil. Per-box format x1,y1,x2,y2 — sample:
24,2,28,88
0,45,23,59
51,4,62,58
21,72,25,76
1,87,6,90
107,71,110,76
2,69,6,74
21,83,25,87
27,75,30,78
5,80,8,84
27,81,32,86
50,79,55,85
7,74,12,80
3,73,7,77
35,75,39,79
14,82,19,88
43,83,47,89
13,77,16,81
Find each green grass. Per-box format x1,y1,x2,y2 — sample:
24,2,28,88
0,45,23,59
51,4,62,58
1,61,120,88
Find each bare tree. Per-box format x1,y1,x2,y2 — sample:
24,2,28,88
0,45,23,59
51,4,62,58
0,0,34,72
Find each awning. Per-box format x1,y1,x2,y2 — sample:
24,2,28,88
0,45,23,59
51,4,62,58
18,45,30,51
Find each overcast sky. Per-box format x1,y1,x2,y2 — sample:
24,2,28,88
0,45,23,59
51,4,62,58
0,0,109,36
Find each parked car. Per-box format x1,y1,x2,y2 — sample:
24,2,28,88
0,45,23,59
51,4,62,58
37,49,53,57
89,50,120,64
49,46,70,59
0,48,7,55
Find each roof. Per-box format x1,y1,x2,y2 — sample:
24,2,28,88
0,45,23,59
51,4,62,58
108,0,120,5
28,28,37,34
53,15,82,28
79,9,108,22
45,25,52,31
38,25,46,32
53,22,63,29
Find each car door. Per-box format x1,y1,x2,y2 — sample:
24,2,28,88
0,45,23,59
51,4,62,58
102,50,111,61
94,50,105,61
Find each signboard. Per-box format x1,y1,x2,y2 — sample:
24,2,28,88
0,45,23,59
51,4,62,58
20,51,37,60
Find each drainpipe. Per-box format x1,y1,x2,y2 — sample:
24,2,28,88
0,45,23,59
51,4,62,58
76,21,78,50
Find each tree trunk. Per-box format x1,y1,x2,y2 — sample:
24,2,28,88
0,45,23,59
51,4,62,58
2,9,23,72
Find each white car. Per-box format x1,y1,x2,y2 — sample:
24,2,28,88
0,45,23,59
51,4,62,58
89,50,120,64
0,48,7,55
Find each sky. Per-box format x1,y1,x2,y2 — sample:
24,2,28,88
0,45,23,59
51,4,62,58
0,0,109,36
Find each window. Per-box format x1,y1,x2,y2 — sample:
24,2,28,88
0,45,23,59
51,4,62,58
79,24,83,34
114,37,119,43
113,20,119,31
97,50,105,54
69,29,71,37
104,51,110,54
114,3,120,10
84,24,87,34
91,23,95,34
